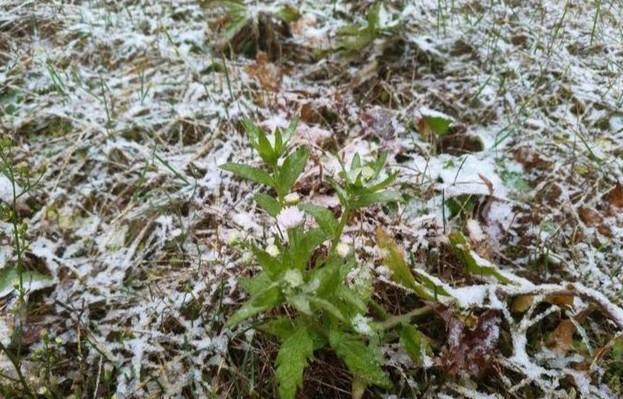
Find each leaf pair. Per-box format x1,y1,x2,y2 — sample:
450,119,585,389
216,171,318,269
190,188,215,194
333,152,401,210
221,145,308,198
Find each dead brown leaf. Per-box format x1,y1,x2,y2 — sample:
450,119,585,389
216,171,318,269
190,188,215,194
605,183,623,208
244,51,282,91
436,307,502,378
511,295,535,313
546,294,574,308
547,319,575,355
578,206,603,226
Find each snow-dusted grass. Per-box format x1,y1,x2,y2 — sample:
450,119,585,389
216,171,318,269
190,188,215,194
1,0,622,397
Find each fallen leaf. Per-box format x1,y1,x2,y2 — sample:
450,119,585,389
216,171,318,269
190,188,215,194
605,183,623,207
547,319,575,355
511,295,535,313
546,294,574,308
244,51,282,91
435,307,501,377
578,207,603,226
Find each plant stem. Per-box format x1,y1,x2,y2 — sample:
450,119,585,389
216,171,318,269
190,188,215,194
331,207,350,251
0,341,34,398
378,306,432,331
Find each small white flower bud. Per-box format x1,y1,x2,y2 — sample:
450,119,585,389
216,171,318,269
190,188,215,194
336,242,351,257
265,244,280,257
284,192,300,204
276,206,305,230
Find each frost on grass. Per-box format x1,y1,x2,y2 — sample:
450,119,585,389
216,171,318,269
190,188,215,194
1,0,622,398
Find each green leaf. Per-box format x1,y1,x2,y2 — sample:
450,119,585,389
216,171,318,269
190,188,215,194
277,4,301,23
366,173,397,193
309,257,346,298
351,153,362,171
227,283,283,327
221,162,274,187
258,317,296,341
238,272,272,296
276,325,314,399
283,117,299,144
350,189,400,209
254,192,282,217
310,297,346,322
399,325,430,365
254,246,283,277
421,109,453,136
375,227,434,300
336,285,368,314
277,147,309,196
448,231,513,284
242,119,278,165
299,203,338,237
328,177,350,207
273,128,284,156
286,227,329,270
329,330,391,389
366,3,382,32
0,267,54,298
290,294,312,315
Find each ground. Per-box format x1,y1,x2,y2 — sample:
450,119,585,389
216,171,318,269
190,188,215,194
1,0,623,398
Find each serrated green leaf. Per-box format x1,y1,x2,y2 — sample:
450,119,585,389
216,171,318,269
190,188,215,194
310,297,346,322
253,246,283,277
238,272,272,296
350,189,400,209
227,283,282,327
221,162,274,187
254,192,282,217
299,203,338,237
399,325,430,365
276,325,314,399
259,317,296,341
336,285,368,313
277,147,309,196
329,330,391,389
286,227,329,270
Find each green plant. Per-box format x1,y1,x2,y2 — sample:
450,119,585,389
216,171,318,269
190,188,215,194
335,2,401,55
220,118,439,398
206,1,299,59
0,137,49,398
